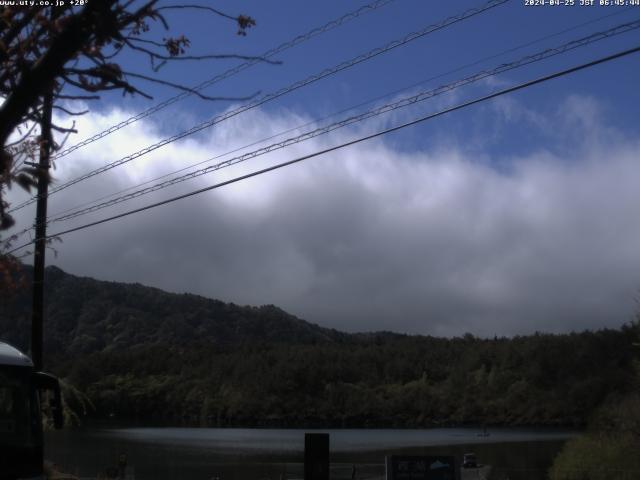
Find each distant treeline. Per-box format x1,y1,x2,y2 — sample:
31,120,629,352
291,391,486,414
1,266,637,428
54,327,636,427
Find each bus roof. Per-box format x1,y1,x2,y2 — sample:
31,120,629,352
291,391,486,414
0,342,33,368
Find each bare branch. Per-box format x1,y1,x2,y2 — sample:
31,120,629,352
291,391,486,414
0,9,39,62
150,10,170,31
155,5,237,22
0,0,263,235
57,121,77,150
5,122,38,148
122,70,260,102
57,94,101,101
119,0,163,31
127,36,165,48
50,123,78,134
123,38,280,64
63,69,153,99
152,59,167,72
53,105,90,116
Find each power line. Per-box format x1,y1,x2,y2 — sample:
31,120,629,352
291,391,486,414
44,19,640,225
50,0,399,162
8,44,640,255
8,0,509,214
46,6,637,221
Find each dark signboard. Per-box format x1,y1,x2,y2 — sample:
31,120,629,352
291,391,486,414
386,455,460,480
304,433,329,480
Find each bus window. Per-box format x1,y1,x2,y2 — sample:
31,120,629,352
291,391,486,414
0,370,34,447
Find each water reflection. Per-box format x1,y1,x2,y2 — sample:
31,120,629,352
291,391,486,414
44,428,574,480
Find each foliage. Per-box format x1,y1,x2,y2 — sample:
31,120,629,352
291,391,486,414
0,1,256,150
1,266,637,428
0,1,258,274
0,236,26,296
548,430,639,479
548,322,639,479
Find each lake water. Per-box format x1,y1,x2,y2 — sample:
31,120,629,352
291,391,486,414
44,427,576,480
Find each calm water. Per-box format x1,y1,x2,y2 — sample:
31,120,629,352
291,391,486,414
44,427,575,480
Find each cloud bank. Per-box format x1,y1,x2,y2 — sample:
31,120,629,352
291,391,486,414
7,94,640,336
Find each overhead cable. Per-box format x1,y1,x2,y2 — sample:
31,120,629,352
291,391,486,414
47,7,638,221
8,0,509,213
7,43,639,255
50,0,399,161
45,20,640,224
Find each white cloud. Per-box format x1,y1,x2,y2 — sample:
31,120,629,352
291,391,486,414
6,94,640,336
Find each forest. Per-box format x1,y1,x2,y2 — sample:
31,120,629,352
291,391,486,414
0,265,638,428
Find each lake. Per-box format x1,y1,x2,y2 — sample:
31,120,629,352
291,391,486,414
44,427,576,480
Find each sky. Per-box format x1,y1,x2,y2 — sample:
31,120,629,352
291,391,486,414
5,0,640,336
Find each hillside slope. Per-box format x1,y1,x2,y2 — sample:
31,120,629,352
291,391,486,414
1,265,637,428
0,265,346,356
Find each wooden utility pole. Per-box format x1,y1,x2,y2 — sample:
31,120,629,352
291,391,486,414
30,92,53,372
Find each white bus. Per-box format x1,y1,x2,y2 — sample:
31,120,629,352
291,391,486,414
0,342,63,480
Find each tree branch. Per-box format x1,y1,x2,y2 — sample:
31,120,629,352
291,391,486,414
122,70,260,102
5,122,38,148
0,9,39,62
57,94,100,101
155,5,237,22
53,105,90,116
50,123,78,134
123,38,280,64
0,1,118,146
63,69,153,99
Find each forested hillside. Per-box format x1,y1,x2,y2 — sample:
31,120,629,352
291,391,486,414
0,266,345,354
1,266,637,428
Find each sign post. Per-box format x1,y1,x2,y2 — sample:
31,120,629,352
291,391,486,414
304,433,329,480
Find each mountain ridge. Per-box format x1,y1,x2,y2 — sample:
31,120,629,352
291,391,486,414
0,264,357,356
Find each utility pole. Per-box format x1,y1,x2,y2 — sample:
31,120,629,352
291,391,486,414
30,92,53,372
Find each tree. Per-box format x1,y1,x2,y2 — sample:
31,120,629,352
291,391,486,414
0,1,259,292
548,320,640,480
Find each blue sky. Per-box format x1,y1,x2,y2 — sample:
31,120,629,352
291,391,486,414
7,0,640,336
103,0,640,155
